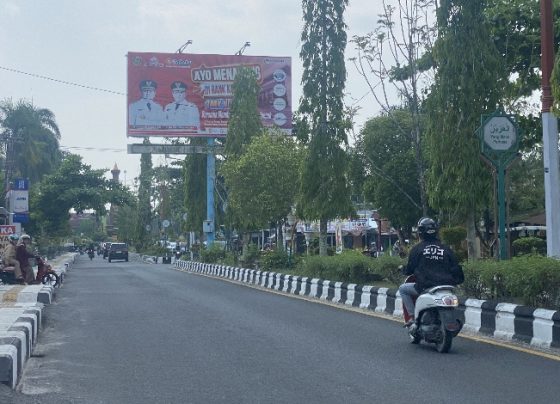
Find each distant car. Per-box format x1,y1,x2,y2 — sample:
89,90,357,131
108,243,128,262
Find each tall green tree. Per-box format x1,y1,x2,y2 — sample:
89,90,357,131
299,0,353,256
224,67,263,158
219,66,264,251
135,138,153,250
0,99,62,185
115,202,139,246
425,0,506,259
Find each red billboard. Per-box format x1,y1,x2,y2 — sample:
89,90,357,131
127,52,292,137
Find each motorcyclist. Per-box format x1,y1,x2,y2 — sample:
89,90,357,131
16,234,37,284
3,234,25,283
399,217,464,327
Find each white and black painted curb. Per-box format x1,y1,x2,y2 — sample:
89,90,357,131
0,253,76,388
175,260,560,350
0,303,43,388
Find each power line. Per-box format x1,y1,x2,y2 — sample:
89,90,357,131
0,65,126,96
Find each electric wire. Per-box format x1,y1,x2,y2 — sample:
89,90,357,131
0,65,126,96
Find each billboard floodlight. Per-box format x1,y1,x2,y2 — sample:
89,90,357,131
177,40,193,53
235,42,251,55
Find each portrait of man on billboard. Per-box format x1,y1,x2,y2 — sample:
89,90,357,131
164,81,200,129
128,79,164,126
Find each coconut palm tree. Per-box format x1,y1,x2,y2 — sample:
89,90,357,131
0,99,62,186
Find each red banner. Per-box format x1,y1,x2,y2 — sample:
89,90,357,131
127,52,292,138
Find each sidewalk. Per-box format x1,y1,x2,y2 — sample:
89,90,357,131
0,253,76,388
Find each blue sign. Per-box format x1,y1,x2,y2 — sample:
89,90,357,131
13,213,29,223
13,179,29,191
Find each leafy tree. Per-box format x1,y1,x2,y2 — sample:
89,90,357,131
221,133,303,232
359,109,423,235
424,0,507,260
224,66,263,158
218,65,265,252
28,154,130,236
486,0,560,101
152,164,185,239
0,99,62,185
351,0,437,215
486,0,560,149
299,0,353,256
135,138,153,250
508,147,544,216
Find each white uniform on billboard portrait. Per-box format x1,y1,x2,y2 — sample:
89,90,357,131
164,81,201,129
165,101,200,128
128,79,164,126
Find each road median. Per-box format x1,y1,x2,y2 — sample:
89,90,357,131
0,253,76,388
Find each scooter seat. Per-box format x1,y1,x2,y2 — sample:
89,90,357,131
426,285,456,294
0,266,16,273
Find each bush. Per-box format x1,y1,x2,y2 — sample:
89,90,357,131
461,259,510,300
295,250,404,285
502,256,560,309
462,256,560,310
372,255,406,285
200,244,226,263
260,249,290,272
512,236,546,256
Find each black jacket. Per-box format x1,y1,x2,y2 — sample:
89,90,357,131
403,238,464,293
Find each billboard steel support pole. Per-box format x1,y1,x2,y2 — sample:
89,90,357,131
206,137,215,246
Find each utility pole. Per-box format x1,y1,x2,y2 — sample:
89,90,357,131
2,129,17,225
540,0,560,257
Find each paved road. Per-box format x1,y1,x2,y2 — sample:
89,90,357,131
1,255,559,403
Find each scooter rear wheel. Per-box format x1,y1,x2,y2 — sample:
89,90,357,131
435,321,453,353
42,272,60,288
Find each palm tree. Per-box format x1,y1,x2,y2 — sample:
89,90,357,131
0,99,62,186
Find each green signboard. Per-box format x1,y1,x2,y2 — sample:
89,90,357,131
476,110,521,260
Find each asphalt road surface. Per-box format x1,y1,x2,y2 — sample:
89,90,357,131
1,255,559,403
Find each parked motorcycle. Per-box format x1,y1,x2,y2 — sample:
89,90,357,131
0,258,22,285
403,275,463,353
0,256,60,287
35,256,61,287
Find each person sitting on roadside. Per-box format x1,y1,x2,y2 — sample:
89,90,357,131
16,234,37,284
3,234,25,283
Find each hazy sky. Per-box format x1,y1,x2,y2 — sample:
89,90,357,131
0,0,388,184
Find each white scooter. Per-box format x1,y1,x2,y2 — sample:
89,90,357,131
402,275,463,353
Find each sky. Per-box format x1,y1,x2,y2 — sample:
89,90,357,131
0,0,389,186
